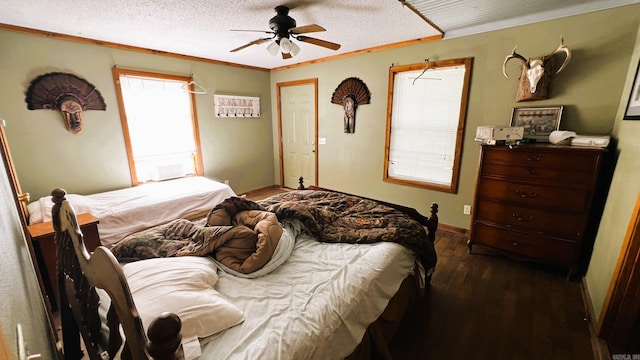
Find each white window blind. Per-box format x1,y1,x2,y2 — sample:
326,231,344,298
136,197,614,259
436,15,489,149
118,74,199,183
385,59,471,192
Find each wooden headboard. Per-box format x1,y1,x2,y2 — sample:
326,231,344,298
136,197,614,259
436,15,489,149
51,188,184,360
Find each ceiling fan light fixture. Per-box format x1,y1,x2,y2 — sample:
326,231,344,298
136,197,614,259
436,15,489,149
279,37,293,54
267,41,280,56
289,41,301,56
231,5,340,59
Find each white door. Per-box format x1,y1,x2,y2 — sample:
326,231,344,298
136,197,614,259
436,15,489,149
280,82,316,189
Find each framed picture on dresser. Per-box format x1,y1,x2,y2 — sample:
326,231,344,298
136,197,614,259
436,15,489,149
510,106,563,142
624,61,640,120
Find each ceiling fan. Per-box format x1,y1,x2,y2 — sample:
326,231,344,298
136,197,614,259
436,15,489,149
230,5,341,59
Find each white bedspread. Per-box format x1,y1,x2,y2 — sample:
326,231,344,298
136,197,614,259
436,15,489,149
196,229,418,360
27,176,236,246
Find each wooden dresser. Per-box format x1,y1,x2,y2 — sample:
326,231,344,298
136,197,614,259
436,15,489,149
469,144,607,278
27,213,100,311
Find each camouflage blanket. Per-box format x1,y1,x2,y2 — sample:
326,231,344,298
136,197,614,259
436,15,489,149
110,197,284,274
110,191,437,272
257,190,437,270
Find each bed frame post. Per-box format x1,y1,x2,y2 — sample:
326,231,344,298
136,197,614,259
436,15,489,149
427,203,439,242
51,189,88,360
147,313,184,359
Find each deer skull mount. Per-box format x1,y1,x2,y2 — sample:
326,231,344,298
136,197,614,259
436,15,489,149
502,38,571,102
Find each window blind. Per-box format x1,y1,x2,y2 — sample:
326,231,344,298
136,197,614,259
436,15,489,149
388,65,466,186
119,75,197,182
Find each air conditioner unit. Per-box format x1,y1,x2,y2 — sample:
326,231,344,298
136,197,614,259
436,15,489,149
151,163,186,181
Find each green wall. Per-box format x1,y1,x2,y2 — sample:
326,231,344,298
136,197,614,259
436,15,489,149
0,30,275,200
270,4,640,231
586,23,640,323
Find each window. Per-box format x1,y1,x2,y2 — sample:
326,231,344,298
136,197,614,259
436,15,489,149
112,68,203,185
384,57,472,193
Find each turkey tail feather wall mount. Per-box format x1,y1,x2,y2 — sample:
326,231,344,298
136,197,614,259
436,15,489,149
331,77,371,134
230,5,341,59
25,72,106,135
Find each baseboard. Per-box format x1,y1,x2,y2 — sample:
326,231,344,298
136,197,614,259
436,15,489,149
437,222,470,236
580,279,610,360
241,184,282,196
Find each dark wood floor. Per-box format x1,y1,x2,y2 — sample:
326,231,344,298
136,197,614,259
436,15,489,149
389,229,594,360
242,186,291,201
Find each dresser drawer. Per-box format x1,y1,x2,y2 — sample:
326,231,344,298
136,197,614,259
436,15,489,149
478,178,591,212
482,146,599,172
472,222,575,265
481,161,595,184
475,199,585,240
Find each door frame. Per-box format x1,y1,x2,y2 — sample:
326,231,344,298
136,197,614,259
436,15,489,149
598,191,640,352
275,78,319,188
0,121,30,224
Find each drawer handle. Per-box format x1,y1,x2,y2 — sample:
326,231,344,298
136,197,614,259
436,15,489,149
523,167,538,175
512,213,534,222
525,154,542,161
508,239,530,248
515,190,538,198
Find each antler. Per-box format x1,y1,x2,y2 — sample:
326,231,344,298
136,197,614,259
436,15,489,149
502,46,529,78
550,36,571,74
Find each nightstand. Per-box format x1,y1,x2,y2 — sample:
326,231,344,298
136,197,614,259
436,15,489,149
27,213,100,311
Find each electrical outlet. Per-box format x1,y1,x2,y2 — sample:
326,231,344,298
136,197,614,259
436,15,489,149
224,179,229,185
463,205,471,215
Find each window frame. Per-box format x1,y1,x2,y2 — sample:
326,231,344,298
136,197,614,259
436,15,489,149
383,57,472,193
112,68,204,186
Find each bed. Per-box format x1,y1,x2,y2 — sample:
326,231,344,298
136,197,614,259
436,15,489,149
52,185,438,360
28,176,236,246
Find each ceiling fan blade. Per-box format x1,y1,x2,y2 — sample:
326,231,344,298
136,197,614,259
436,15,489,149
230,38,271,53
296,36,341,51
289,24,326,34
282,52,293,60
231,29,274,34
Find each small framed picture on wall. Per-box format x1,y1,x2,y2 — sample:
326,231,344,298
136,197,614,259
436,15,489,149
624,61,640,120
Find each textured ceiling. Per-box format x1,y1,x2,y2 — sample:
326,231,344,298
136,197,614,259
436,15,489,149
0,0,637,70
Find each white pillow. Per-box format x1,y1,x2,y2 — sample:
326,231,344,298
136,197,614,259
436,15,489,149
27,201,43,224
122,256,244,340
28,194,94,224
